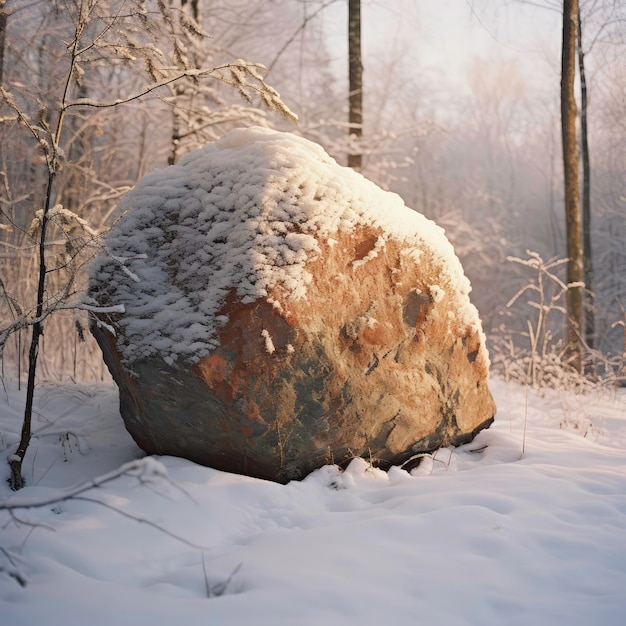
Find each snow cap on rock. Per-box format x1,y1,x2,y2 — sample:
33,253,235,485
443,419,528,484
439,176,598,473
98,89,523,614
90,126,481,367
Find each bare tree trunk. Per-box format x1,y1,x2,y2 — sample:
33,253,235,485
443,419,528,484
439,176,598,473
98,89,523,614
348,0,362,170
182,0,199,21
561,0,583,372
9,172,54,490
577,4,594,352
8,7,80,490
60,85,90,212
169,82,183,166
169,0,184,166
0,0,7,86
168,0,200,166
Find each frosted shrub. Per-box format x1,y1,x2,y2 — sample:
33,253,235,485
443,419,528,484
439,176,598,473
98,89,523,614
490,251,625,393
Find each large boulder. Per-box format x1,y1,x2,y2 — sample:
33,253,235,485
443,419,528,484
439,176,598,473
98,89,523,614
89,127,496,482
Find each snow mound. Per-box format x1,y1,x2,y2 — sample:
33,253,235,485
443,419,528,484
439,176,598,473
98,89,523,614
1,379,626,624
89,127,478,365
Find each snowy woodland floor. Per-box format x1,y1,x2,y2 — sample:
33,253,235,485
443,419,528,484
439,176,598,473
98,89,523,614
1,376,626,625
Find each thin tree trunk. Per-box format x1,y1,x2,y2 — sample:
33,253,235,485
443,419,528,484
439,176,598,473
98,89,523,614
577,4,594,352
8,4,82,489
181,0,199,20
548,115,562,255
0,0,7,87
169,82,183,166
348,0,362,170
561,0,583,372
61,84,90,213
169,0,199,165
9,172,54,490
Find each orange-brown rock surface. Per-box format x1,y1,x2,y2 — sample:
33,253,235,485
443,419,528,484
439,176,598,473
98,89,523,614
89,127,496,482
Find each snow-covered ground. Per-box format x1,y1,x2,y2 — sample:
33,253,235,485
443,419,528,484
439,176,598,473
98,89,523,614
1,376,625,625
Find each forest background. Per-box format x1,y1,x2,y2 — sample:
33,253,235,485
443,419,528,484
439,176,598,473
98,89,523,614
0,0,624,389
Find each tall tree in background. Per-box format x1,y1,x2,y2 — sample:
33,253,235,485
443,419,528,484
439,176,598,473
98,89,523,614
348,0,362,170
577,3,594,351
167,0,202,165
181,0,198,18
0,0,6,86
561,0,583,371
165,0,273,165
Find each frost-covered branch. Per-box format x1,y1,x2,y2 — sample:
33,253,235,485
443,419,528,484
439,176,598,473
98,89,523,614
0,87,56,172
0,546,27,588
65,62,298,122
1,459,163,511
0,459,210,587
0,300,124,352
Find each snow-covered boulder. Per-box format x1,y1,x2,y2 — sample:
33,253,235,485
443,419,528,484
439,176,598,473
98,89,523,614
88,127,496,482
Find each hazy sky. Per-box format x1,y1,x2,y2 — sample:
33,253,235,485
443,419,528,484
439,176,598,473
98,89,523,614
320,0,564,95
411,1,562,82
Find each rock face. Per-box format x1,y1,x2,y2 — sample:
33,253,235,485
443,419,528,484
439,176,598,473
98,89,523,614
89,127,496,482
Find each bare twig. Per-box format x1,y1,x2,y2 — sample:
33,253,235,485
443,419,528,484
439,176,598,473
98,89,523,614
0,546,27,587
